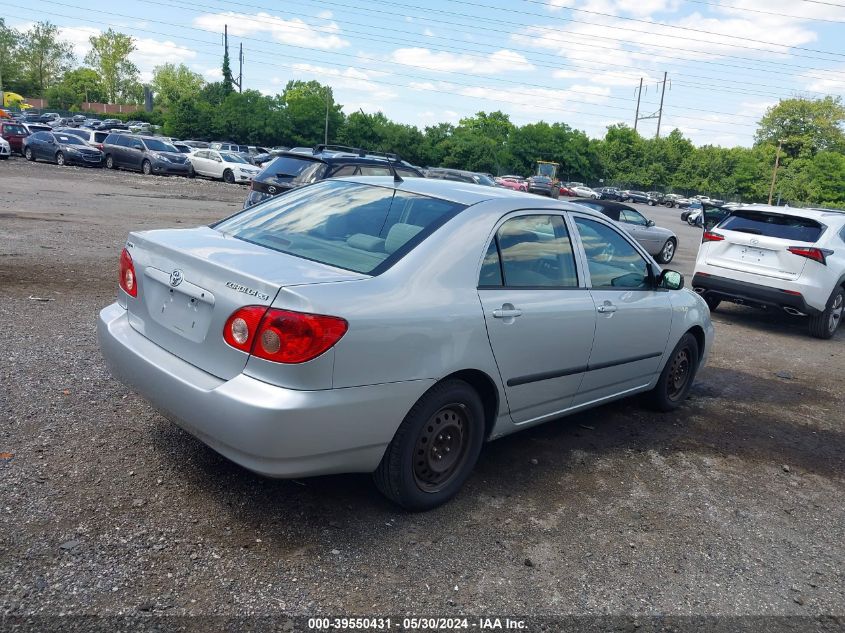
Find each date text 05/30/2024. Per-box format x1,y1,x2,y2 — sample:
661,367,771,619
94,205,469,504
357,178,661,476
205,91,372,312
307,617,527,630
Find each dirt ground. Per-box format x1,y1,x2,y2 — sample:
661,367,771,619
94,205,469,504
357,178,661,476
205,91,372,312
1,158,843,627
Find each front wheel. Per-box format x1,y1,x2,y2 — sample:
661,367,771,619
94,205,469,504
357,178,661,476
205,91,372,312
656,238,676,264
142,159,152,175
648,333,699,412
105,154,115,169
223,169,235,184
373,379,485,511
808,287,844,339
55,151,65,166
24,147,34,161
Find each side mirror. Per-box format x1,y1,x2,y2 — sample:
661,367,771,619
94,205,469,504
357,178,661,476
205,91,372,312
132,143,143,150
646,219,655,227
658,269,684,291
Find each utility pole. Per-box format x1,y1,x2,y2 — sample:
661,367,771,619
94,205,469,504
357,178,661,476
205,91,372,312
324,88,330,145
655,71,667,139
633,73,668,136
768,139,784,205
633,77,643,132
238,43,243,93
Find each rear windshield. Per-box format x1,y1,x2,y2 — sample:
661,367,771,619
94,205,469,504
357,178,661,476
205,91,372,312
719,210,823,242
263,155,323,178
214,180,465,275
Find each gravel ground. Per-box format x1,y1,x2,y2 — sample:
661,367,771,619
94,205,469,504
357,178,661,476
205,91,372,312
1,158,844,626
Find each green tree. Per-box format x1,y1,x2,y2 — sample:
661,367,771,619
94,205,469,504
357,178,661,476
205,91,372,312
84,29,139,103
151,63,205,108
0,19,23,95
59,67,104,103
163,95,214,139
17,21,74,97
281,80,343,146
222,46,234,94
755,96,845,159
45,82,78,109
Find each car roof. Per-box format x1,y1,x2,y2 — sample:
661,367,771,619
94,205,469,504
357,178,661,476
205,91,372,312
730,204,845,220
340,176,608,210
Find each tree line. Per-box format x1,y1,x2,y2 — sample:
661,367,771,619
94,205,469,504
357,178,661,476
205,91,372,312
1,19,844,207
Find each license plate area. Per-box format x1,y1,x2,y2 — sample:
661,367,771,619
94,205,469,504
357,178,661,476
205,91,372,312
143,268,215,343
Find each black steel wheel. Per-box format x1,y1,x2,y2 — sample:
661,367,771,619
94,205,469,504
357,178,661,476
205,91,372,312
374,379,485,511
648,332,699,411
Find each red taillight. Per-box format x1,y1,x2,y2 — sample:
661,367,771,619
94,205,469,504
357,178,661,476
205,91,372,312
787,246,831,265
119,248,137,297
223,307,348,364
702,231,724,243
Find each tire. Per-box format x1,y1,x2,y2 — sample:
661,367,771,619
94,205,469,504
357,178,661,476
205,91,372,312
223,169,235,184
648,333,699,412
808,286,844,339
0,155,8,160
24,147,34,161
142,159,152,175
187,166,196,179
105,154,115,169
656,238,676,264
704,295,721,312
55,151,65,166
373,379,485,511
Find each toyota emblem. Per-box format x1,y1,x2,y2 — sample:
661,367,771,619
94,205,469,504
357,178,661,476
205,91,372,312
169,269,184,287
750,238,759,245
268,186,277,194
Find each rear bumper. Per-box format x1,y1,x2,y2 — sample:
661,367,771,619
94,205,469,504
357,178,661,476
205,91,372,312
691,273,821,316
97,303,432,478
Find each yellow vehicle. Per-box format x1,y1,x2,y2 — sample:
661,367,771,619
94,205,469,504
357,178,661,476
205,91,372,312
532,160,560,199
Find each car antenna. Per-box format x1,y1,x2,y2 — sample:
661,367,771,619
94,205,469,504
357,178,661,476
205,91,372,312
389,163,403,185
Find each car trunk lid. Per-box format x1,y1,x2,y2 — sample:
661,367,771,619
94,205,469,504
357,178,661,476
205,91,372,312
124,226,365,380
704,210,824,281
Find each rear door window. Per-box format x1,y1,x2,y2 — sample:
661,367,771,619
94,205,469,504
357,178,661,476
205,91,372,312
718,211,824,242
214,180,465,274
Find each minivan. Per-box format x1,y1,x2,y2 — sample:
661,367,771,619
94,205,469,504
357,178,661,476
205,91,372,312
102,133,192,176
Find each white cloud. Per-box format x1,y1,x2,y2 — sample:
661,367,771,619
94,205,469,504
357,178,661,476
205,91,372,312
289,63,397,101
316,10,334,19
194,11,349,50
803,66,845,93
390,48,535,74
423,28,436,37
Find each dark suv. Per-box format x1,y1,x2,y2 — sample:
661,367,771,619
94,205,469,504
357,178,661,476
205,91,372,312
102,133,192,176
244,145,424,208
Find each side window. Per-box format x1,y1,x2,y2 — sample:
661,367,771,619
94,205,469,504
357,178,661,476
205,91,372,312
478,239,503,287
358,165,391,176
194,151,208,159
574,217,650,289
492,215,578,288
620,209,647,226
330,165,358,177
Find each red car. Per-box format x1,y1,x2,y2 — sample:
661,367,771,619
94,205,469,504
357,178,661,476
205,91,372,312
558,184,576,196
496,177,528,192
0,121,29,155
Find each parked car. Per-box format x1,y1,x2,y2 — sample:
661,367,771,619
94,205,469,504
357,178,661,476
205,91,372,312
663,194,691,209
596,187,623,201
23,123,53,134
692,205,844,339
188,149,261,183
171,142,195,155
558,184,576,197
496,177,528,192
647,192,665,205
425,168,499,187
526,175,559,198
102,133,192,176
683,200,704,224
572,199,678,264
56,127,110,152
98,177,713,510
245,145,424,208
180,140,210,149
0,136,10,159
571,185,599,199
622,190,657,205
48,117,77,128
0,120,29,155
23,131,103,166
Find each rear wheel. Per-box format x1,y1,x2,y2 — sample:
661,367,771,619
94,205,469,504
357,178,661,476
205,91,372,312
55,151,65,166
142,159,152,175
223,169,235,184
648,333,699,411
808,287,844,339
704,295,721,312
105,154,115,169
374,379,485,511
24,147,34,161
656,238,676,264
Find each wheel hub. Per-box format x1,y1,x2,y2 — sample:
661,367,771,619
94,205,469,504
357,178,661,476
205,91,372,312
668,348,690,399
830,294,843,332
413,405,469,492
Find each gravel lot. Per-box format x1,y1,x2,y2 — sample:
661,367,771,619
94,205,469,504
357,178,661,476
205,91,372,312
1,158,844,626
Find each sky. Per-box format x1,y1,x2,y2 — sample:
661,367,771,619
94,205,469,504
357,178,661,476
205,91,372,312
7,0,845,147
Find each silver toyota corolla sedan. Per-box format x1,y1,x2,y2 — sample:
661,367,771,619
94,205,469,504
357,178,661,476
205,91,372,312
98,177,714,510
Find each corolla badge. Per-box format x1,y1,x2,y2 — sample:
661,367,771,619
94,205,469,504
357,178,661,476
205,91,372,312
226,281,270,301
169,269,184,287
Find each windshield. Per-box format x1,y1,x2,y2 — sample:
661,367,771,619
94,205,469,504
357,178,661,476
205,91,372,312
55,135,86,145
142,138,177,152
222,153,249,163
719,210,823,242
473,174,497,186
214,180,465,275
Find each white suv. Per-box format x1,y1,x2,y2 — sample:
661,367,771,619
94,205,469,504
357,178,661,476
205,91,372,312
692,205,844,339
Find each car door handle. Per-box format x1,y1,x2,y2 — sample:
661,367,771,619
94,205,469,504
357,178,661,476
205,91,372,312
597,304,617,313
493,308,522,319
